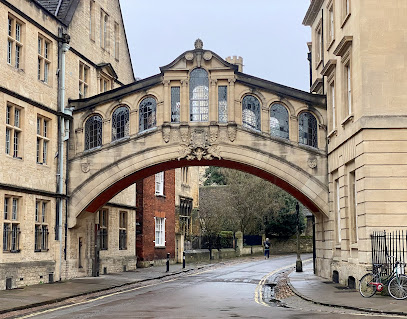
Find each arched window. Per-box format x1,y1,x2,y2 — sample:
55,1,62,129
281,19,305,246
299,112,318,148
85,115,103,150
139,97,156,132
270,103,289,139
190,68,209,122
112,106,129,141
242,95,261,130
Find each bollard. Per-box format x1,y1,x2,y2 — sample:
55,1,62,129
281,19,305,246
183,251,186,269
166,253,170,272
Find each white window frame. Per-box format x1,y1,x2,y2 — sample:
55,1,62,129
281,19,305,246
154,217,165,247
155,172,164,196
336,180,341,243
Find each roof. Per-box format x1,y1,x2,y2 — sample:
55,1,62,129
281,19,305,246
33,0,80,25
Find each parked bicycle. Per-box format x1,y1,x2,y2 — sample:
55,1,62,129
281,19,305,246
359,256,407,300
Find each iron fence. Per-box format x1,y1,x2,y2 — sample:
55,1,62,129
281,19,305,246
371,230,407,275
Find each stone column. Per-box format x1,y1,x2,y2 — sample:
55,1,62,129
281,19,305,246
290,115,298,143
228,78,236,123
235,231,243,256
209,79,217,122
181,79,189,123
163,80,170,123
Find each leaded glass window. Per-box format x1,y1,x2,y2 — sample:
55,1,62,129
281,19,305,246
190,68,209,122
112,106,129,141
299,112,318,148
139,97,156,132
85,115,103,150
218,86,227,123
171,87,180,123
270,103,289,139
242,95,261,130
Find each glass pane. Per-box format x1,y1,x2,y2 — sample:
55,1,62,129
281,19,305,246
270,104,289,139
189,69,209,122
171,87,180,123
139,97,156,131
218,86,227,123
242,95,260,130
85,115,103,150
112,106,129,140
299,112,318,148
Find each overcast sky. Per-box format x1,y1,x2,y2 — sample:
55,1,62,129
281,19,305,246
119,1,311,92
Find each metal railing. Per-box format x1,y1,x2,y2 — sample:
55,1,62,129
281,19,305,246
371,230,406,275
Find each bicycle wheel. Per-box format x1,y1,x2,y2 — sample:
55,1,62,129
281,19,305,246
388,274,407,300
359,273,377,298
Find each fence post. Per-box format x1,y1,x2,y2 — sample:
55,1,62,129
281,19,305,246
183,251,185,269
166,253,170,272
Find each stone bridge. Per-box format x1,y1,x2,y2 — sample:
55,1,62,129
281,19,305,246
67,40,327,229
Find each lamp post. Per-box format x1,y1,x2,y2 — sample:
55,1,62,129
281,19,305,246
296,202,303,272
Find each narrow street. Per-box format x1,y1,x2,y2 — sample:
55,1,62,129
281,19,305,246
15,255,401,319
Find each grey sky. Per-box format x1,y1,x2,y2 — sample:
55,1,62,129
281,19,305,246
119,1,311,91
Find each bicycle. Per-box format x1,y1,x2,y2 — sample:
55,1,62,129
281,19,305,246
359,257,407,300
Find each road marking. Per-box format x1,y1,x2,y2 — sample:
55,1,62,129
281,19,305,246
254,258,312,307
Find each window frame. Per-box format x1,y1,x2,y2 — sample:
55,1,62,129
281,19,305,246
37,34,52,84
84,114,103,151
36,115,50,165
99,209,108,250
189,68,209,122
155,172,164,196
154,217,165,247
7,14,24,70
242,95,261,131
326,0,335,50
218,85,228,123
34,199,49,252
298,111,318,148
315,19,323,67
111,105,129,141
3,196,21,253
79,62,90,98
139,97,157,132
119,211,127,250
269,103,289,139
5,103,23,159
171,86,181,123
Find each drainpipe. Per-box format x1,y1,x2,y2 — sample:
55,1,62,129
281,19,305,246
58,33,70,281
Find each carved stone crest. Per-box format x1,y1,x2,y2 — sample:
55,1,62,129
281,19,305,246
308,158,317,169
194,38,203,49
81,163,90,173
209,125,219,143
203,51,212,61
227,124,237,142
180,125,189,143
178,128,221,161
185,52,194,61
162,125,171,143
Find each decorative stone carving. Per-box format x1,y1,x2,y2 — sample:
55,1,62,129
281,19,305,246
227,124,237,142
185,52,194,61
180,125,189,143
162,125,171,143
178,128,221,161
203,51,212,61
209,125,219,143
308,158,317,169
81,163,90,173
194,38,203,49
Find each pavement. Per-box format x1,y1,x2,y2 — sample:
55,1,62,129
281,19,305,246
0,256,405,316
289,261,407,316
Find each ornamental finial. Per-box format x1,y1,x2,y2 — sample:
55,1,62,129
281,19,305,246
194,38,203,49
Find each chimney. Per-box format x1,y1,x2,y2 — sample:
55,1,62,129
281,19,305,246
226,56,243,72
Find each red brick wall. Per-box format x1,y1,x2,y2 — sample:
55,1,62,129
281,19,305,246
136,170,175,263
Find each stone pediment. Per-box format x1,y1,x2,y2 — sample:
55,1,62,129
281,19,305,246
160,39,239,73
96,63,118,80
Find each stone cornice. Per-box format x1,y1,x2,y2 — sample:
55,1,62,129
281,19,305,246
70,74,162,112
236,73,326,107
310,78,323,93
303,0,324,26
333,36,353,56
321,59,337,76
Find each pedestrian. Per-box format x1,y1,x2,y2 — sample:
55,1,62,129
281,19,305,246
264,238,270,259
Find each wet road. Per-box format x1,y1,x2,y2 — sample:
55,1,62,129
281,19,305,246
19,255,395,319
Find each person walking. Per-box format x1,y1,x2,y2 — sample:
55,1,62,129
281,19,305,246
264,238,270,259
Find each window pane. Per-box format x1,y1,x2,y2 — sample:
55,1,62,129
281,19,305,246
189,68,209,122
270,104,289,139
242,95,260,130
139,97,156,131
218,86,227,123
299,112,318,148
85,115,103,150
112,106,129,140
171,87,180,123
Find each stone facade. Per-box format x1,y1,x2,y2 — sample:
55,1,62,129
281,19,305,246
304,0,407,284
136,170,176,267
0,0,136,288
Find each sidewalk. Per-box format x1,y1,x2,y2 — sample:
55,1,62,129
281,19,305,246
0,262,213,314
288,262,407,316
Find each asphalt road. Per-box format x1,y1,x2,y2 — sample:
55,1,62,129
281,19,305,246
18,254,396,319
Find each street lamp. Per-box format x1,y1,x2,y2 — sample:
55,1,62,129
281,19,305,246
296,202,303,272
